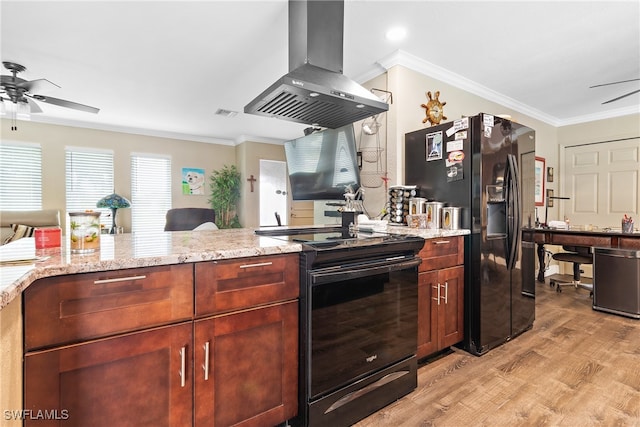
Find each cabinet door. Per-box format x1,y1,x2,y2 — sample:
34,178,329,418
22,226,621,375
417,271,439,359
24,323,192,427
438,266,464,349
194,301,298,427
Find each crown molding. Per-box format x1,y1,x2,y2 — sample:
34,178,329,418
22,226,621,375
20,115,237,146
557,105,640,126
374,49,639,128
235,134,285,145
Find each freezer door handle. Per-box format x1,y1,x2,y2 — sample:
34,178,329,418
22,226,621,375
505,153,521,270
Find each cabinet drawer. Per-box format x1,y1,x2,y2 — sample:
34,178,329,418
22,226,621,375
195,254,299,316
419,236,464,271
24,264,193,351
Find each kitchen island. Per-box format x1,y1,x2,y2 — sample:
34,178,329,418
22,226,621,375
0,226,469,426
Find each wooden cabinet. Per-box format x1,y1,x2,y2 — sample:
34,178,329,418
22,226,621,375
194,254,298,316
194,301,298,427
194,254,299,426
23,264,193,351
417,236,464,359
23,254,299,427
24,323,193,427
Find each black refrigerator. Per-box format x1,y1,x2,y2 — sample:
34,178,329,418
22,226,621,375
405,113,536,356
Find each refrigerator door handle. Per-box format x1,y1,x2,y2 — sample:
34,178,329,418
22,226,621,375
506,154,521,270
504,157,513,266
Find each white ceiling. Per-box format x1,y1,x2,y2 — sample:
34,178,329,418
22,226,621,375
2,1,639,145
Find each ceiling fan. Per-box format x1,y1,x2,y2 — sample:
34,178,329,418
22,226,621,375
1,61,99,130
590,78,640,104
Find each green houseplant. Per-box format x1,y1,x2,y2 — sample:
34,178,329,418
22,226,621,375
208,164,241,228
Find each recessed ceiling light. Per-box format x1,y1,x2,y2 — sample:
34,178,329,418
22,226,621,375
385,27,407,41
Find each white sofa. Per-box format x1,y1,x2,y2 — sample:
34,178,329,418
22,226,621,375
0,210,61,243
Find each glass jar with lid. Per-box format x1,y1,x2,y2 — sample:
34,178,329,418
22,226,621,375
69,211,101,253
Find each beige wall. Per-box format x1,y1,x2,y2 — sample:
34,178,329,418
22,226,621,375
358,65,559,219
1,119,237,233
2,79,636,230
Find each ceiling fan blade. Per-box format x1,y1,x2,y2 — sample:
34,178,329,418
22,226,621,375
18,78,60,93
31,94,99,113
602,89,640,104
25,97,43,113
590,78,640,89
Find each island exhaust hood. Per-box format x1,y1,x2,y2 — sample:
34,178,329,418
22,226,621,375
244,0,388,129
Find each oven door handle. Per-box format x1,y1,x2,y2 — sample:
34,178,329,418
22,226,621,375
310,257,421,285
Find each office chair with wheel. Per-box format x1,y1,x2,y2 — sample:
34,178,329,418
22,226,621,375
550,245,593,295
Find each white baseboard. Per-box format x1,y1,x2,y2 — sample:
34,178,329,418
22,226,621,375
545,265,560,277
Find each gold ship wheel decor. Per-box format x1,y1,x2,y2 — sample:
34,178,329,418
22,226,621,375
421,91,447,126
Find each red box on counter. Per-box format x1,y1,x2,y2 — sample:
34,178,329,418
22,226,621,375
34,227,61,249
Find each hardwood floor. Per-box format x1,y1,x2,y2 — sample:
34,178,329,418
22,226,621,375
355,277,640,426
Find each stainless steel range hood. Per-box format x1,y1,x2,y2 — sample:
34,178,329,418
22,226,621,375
244,0,388,129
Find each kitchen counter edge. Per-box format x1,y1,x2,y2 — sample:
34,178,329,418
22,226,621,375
0,227,470,311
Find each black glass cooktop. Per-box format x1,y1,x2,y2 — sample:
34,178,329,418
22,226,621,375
259,228,420,252
274,230,387,246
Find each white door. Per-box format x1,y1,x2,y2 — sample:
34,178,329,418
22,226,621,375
259,159,288,226
562,138,640,229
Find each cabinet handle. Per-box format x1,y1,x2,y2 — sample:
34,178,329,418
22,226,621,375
239,262,273,269
441,282,449,304
432,284,440,305
93,275,147,285
179,346,186,388
203,341,210,381
433,240,451,245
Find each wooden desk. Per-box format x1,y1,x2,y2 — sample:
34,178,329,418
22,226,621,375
523,228,640,282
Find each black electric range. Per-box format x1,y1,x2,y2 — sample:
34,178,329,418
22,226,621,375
257,225,425,426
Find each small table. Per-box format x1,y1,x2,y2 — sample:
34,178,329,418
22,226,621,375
522,228,640,283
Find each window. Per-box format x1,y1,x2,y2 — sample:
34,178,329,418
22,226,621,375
131,153,171,233
65,147,114,231
0,142,42,210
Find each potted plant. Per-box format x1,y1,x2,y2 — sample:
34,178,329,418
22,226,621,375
208,164,241,228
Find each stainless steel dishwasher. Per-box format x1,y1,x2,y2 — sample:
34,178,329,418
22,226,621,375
593,247,640,319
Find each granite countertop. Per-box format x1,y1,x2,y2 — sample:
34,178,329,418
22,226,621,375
0,226,470,310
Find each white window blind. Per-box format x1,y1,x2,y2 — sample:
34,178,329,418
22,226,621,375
131,153,171,233
0,142,42,210
65,147,114,230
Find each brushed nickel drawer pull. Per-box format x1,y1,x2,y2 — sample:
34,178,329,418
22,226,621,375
442,282,449,304
433,240,451,245
93,275,147,285
203,341,210,381
433,284,440,305
239,261,273,269
179,346,186,388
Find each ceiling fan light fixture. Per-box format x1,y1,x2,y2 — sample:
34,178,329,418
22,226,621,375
17,101,31,120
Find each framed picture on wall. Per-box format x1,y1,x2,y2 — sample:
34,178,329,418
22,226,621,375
534,157,545,206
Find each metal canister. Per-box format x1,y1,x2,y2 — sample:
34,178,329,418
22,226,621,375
442,207,461,230
425,202,445,229
409,197,427,215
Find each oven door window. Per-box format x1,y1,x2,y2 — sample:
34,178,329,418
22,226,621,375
309,265,418,399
